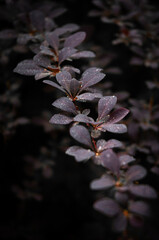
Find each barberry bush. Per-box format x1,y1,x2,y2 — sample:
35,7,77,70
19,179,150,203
1,0,159,240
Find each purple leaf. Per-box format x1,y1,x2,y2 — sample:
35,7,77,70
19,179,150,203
71,51,95,59
129,201,150,217
126,165,147,182
82,109,91,115
93,198,120,217
112,213,127,232
77,92,102,101
40,45,55,56
49,114,73,125
69,78,81,97
129,185,157,199
63,66,80,74
56,71,72,84
107,108,129,124
100,149,120,176
35,72,51,80
119,154,135,166
59,47,77,64
43,80,65,93
80,68,105,91
101,123,127,133
45,32,59,52
151,166,159,175
98,96,117,120
70,125,93,148
74,114,94,124
97,139,123,152
64,31,86,48
66,146,94,162
56,71,72,94
90,175,115,190
33,54,51,68
53,23,79,36
14,60,42,76
52,97,77,114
